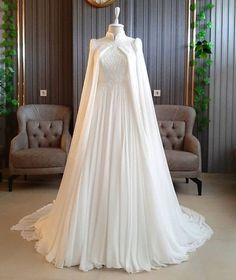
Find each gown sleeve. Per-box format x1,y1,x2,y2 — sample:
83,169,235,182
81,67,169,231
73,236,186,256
133,38,162,140
73,39,96,142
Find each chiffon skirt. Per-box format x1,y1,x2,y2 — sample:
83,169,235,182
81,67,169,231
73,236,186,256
12,82,213,273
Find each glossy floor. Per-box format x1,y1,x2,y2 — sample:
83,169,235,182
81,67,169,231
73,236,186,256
0,173,235,280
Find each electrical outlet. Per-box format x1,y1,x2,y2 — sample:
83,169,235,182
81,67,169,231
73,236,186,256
40,90,47,97
154,89,161,97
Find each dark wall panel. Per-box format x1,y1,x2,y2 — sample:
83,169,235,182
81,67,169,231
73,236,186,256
208,0,236,172
73,0,187,121
24,0,73,107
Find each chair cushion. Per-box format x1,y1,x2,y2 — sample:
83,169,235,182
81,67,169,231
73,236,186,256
27,120,63,148
158,121,185,150
11,148,67,168
165,150,199,171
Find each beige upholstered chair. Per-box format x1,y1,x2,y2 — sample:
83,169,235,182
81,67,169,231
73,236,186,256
8,104,71,191
155,105,202,195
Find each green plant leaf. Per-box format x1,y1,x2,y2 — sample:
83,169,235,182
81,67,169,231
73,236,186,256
205,3,215,10
190,41,195,49
195,67,207,77
194,86,205,95
190,3,196,11
208,42,214,49
197,11,206,21
11,99,18,106
190,59,197,66
206,59,213,65
0,1,17,116
196,30,206,39
8,67,14,73
203,77,210,85
195,40,212,58
0,2,9,12
206,21,213,29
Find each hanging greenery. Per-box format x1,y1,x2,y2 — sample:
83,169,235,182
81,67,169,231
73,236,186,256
190,2,215,131
0,0,18,116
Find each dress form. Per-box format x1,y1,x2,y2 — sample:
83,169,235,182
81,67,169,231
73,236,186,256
11,5,213,273
107,7,125,37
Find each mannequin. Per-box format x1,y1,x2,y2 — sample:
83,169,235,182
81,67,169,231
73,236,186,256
107,7,125,38
11,6,213,273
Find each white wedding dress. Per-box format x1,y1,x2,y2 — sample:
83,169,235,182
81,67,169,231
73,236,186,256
12,31,213,273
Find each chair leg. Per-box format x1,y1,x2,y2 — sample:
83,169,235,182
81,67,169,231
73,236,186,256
186,178,189,184
190,178,202,196
24,175,27,181
8,175,18,192
0,172,2,182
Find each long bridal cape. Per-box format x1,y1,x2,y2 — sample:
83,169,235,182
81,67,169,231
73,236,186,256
12,32,213,273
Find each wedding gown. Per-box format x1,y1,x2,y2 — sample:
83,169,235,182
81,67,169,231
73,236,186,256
12,31,213,273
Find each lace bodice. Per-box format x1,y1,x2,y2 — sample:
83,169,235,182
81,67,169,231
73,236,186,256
98,46,128,85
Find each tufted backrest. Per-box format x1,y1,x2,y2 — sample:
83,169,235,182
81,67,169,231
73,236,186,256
17,104,71,149
27,120,63,148
155,105,196,151
158,121,185,150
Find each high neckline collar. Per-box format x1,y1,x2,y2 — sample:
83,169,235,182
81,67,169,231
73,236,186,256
105,30,127,41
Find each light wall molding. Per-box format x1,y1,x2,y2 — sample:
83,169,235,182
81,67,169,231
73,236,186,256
184,0,196,107
17,0,25,106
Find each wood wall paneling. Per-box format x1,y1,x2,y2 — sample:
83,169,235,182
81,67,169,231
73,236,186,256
24,0,73,107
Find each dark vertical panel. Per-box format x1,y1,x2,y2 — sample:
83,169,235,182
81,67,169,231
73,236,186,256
45,0,50,104
161,0,171,104
142,0,149,61
33,0,38,104
24,0,31,103
155,0,163,105
37,0,46,104
124,0,134,37
72,0,78,117
49,0,59,105
24,0,73,108
62,0,73,107
175,0,184,105
208,0,236,172
57,0,63,105
208,0,222,171
224,0,234,172
74,0,83,118
148,0,158,93
170,0,176,105
233,0,236,159
134,0,145,55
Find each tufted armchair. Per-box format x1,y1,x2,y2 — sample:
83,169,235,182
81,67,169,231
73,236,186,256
8,104,71,191
155,105,202,195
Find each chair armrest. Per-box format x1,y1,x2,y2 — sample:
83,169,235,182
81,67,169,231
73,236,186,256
184,134,201,156
184,134,202,172
10,132,28,153
61,131,72,153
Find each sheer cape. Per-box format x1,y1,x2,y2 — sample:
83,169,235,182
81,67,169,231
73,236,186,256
12,32,213,273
